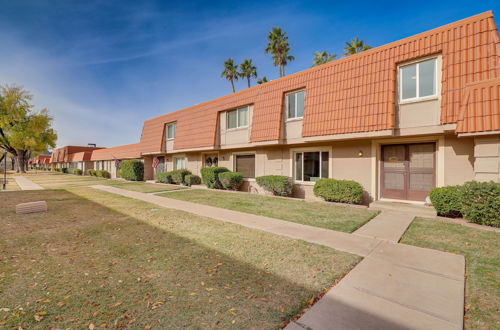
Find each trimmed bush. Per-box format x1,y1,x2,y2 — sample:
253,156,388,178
85,169,95,176
61,167,68,173
120,159,144,181
95,170,111,179
170,169,192,184
201,167,229,189
429,186,463,217
313,178,364,204
219,172,244,190
461,181,500,227
68,168,82,175
256,175,294,197
185,174,201,186
156,171,172,184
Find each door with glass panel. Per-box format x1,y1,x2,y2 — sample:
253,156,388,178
381,143,435,201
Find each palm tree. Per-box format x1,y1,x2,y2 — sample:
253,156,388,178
312,51,337,66
343,37,372,56
265,27,295,77
239,59,258,88
221,58,239,93
257,77,268,84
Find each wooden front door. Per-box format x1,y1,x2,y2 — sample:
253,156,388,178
381,143,435,201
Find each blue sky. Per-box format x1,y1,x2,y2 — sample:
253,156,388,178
0,0,498,148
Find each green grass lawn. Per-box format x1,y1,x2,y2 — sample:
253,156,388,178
158,189,379,233
24,172,186,193
0,188,359,329
0,175,20,191
400,218,500,329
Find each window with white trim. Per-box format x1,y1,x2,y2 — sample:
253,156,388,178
286,90,305,119
399,58,437,102
174,157,186,170
167,123,176,139
227,106,249,129
294,151,329,182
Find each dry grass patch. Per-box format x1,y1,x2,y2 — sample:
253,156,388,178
0,188,359,329
401,218,500,329
159,189,379,233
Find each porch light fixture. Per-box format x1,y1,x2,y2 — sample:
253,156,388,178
358,150,363,157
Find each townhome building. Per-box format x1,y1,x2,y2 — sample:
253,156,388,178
49,146,104,171
134,11,499,203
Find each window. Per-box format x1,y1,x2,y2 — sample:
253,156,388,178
235,154,255,178
399,58,437,101
167,123,176,139
227,106,249,129
294,151,329,182
174,157,186,169
286,90,305,119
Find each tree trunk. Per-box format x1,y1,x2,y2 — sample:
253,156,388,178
247,77,251,88
16,149,26,173
230,79,235,93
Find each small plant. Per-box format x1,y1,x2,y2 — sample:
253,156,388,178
120,159,144,181
313,178,364,204
170,169,192,185
201,167,229,189
156,171,172,184
256,175,294,196
219,172,244,190
185,174,202,186
85,169,94,176
95,170,111,179
429,186,463,217
61,167,68,173
461,181,499,227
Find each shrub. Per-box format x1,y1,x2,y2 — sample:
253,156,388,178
120,159,144,181
61,167,68,173
219,172,244,190
429,186,463,217
185,174,202,186
156,171,172,184
85,169,94,176
200,167,229,189
170,169,192,184
68,168,82,175
95,170,111,179
461,181,500,227
256,175,294,197
313,178,364,204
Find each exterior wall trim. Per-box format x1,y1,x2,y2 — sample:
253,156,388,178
458,130,500,137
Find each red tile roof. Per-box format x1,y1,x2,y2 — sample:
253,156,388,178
33,155,51,165
137,11,498,153
50,146,103,163
71,151,93,162
90,143,142,161
457,78,500,133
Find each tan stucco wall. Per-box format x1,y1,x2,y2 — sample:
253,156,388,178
443,135,474,186
473,135,500,182
283,119,303,143
397,99,440,128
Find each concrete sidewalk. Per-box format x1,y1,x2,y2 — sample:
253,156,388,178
13,176,44,190
91,184,465,330
353,211,415,242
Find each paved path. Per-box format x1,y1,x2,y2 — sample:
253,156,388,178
353,211,415,242
13,176,44,190
91,185,465,330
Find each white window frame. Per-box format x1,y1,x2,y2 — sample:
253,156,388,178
174,156,186,170
166,122,176,140
399,57,438,103
226,106,249,130
285,89,305,120
290,146,332,184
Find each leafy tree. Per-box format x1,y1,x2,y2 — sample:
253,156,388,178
220,58,239,93
312,51,337,66
0,85,57,173
238,59,257,88
257,77,268,84
265,27,294,77
343,37,372,56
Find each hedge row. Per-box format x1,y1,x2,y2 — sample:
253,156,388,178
430,181,499,227
67,168,83,175
156,169,201,186
85,169,111,178
120,160,144,181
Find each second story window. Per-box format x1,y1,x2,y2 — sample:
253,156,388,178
167,123,176,140
399,58,437,102
227,106,249,129
286,90,305,119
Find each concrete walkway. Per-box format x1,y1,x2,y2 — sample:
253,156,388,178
353,211,415,242
13,176,44,190
91,185,465,330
